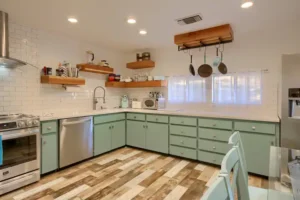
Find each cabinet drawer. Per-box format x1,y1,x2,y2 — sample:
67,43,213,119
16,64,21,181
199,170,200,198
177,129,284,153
170,145,197,160
198,118,232,130
198,128,232,142
127,113,145,121
170,125,197,138
94,113,125,124
198,150,224,165
170,135,197,149
147,115,168,123
170,116,197,126
234,121,276,135
41,121,58,134
198,139,230,154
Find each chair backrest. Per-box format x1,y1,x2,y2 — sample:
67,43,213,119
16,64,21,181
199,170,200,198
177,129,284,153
220,131,250,200
201,175,234,200
229,131,248,180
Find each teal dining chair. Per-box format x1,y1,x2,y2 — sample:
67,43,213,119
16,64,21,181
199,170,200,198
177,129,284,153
220,131,267,200
201,174,234,200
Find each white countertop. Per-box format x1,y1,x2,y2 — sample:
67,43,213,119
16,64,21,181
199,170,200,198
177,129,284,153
39,108,280,123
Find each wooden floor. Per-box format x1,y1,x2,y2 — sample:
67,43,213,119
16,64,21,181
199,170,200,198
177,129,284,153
1,147,268,200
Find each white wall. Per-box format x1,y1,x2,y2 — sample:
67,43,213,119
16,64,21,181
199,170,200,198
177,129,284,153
124,24,300,118
0,21,126,115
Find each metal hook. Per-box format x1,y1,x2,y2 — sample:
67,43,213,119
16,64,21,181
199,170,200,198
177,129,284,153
219,43,225,52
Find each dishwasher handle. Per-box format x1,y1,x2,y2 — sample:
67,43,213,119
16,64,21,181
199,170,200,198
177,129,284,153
61,118,92,126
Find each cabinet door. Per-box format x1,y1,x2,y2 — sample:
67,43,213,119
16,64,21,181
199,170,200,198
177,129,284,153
127,120,146,148
146,123,169,154
112,121,126,149
41,133,58,174
240,132,275,176
94,123,112,156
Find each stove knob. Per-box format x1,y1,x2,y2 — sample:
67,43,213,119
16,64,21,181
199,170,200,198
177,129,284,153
33,120,39,126
26,120,33,127
18,121,25,128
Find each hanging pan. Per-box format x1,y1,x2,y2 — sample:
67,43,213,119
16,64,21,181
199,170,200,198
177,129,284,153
218,44,228,74
198,47,213,78
189,51,195,76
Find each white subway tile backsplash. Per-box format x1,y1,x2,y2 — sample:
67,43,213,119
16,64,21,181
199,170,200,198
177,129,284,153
1,21,125,114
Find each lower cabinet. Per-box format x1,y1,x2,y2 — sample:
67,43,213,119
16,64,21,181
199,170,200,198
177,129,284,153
240,132,275,176
146,123,168,154
112,121,126,149
94,120,126,156
127,120,146,148
41,132,58,174
94,123,112,156
127,120,169,153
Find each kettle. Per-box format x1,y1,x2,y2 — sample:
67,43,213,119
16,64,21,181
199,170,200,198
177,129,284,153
121,95,129,108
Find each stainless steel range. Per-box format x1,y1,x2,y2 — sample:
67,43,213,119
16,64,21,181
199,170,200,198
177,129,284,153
0,114,40,195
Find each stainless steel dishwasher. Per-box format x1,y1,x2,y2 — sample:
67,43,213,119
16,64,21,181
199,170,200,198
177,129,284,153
59,116,93,168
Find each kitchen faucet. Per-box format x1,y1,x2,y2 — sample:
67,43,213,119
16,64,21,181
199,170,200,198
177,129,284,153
93,86,106,110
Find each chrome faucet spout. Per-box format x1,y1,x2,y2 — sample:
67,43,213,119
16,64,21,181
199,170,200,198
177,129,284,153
93,86,106,110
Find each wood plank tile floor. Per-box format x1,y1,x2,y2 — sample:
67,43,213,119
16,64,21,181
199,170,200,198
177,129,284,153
1,147,268,200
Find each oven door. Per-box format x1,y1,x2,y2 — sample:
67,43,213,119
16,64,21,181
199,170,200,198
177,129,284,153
0,128,40,181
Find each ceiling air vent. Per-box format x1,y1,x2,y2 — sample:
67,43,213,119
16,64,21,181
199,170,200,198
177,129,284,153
176,14,202,25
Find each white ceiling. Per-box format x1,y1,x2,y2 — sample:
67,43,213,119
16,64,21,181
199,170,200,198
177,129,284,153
0,0,299,51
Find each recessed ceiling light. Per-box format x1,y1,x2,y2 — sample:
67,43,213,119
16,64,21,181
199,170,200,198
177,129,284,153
127,18,136,24
139,30,147,35
241,0,253,8
68,18,78,23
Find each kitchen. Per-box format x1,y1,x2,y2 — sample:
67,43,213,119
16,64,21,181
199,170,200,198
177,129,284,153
0,0,299,199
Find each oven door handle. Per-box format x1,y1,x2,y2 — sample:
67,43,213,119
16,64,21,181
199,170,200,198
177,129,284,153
1,131,37,140
61,118,92,126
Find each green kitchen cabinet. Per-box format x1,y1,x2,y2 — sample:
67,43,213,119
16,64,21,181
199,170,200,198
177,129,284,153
111,121,126,149
146,122,169,154
240,132,275,176
127,120,146,148
94,123,112,156
41,132,58,174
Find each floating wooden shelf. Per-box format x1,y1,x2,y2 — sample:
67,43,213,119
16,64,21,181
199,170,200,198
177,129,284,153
126,60,155,69
41,76,85,85
105,80,167,88
174,24,233,51
76,63,114,74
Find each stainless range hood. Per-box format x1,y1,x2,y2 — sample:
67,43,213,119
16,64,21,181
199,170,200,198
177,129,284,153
0,11,27,67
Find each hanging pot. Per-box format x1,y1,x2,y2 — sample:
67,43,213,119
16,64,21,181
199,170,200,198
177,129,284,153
189,53,195,76
198,47,213,78
218,44,228,74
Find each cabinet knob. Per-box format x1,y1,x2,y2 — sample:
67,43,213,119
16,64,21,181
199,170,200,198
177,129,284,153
213,135,216,138
271,142,274,146
156,118,158,121
181,121,184,124
134,116,136,119
43,141,46,145
252,126,256,130
213,124,216,127
180,140,184,144
213,146,216,149
47,127,52,130
180,152,183,155
213,159,216,162
112,125,114,129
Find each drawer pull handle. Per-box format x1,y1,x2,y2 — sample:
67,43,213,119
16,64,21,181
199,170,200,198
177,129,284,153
47,127,52,130
252,126,256,130
213,146,216,149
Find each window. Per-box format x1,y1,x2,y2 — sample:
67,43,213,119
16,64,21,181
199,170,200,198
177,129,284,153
168,71,262,105
168,76,206,103
212,72,262,104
